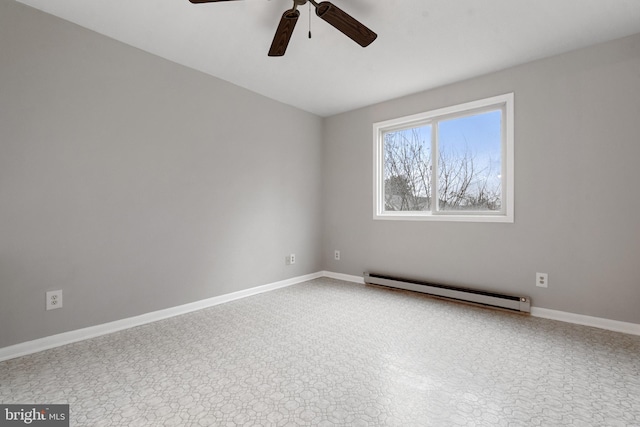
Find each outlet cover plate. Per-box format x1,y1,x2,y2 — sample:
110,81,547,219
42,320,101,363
536,273,548,288
46,290,63,310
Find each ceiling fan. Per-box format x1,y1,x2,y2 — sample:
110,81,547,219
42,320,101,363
188,0,377,56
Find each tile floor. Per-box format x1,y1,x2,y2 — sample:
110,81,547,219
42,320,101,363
1,278,639,426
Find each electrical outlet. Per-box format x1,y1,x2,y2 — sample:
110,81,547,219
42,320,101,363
536,272,548,288
286,254,296,265
46,290,63,310
334,250,340,261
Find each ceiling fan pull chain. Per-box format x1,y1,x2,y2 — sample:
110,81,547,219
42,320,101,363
308,2,312,38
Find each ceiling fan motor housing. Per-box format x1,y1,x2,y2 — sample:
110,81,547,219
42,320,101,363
189,0,377,55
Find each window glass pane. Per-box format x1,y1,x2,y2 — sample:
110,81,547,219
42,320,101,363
437,110,502,211
383,125,432,211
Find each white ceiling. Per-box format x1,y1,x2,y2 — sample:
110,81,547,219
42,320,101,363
15,0,640,117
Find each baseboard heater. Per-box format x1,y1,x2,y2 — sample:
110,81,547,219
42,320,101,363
364,272,531,313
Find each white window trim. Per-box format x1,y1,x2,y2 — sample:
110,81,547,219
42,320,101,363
373,93,514,223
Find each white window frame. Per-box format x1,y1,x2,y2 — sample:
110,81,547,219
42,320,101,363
373,93,514,223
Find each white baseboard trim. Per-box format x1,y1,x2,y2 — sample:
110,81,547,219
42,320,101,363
3,272,638,362
321,272,640,336
0,272,323,363
530,307,640,336
321,271,365,284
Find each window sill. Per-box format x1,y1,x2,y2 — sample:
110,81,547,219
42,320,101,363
374,212,513,223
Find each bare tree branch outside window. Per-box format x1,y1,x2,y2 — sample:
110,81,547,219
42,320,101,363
383,126,431,211
383,110,502,212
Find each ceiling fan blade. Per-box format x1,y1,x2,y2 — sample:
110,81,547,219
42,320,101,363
188,0,241,3
268,9,300,57
315,1,377,47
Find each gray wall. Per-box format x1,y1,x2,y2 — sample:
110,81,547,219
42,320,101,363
0,1,323,348
322,33,640,324
2,1,639,350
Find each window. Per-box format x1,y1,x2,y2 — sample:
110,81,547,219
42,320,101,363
373,93,514,222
